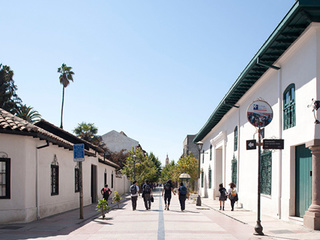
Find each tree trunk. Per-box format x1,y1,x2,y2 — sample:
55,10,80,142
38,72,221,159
60,86,65,129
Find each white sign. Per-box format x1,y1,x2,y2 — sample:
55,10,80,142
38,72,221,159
74,144,85,162
247,100,273,128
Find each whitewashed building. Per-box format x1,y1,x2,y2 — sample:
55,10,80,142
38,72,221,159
0,109,129,224
194,1,320,230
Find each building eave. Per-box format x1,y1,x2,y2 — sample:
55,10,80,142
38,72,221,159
194,0,320,143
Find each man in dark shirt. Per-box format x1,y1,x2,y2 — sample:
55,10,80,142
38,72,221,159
178,182,188,211
142,180,152,210
162,180,175,210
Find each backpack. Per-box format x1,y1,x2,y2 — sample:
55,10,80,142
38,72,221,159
144,184,151,193
179,186,187,195
220,188,226,197
165,183,171,191
130,185,137,195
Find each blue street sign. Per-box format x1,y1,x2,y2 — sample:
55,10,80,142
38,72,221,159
74,144,85,162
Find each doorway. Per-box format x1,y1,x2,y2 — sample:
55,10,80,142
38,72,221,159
91,165,97,203
295,144,312,217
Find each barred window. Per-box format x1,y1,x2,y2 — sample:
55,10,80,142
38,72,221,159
51,154,59,196
283,84,295,130
51,165,59,195
104,170,107,186
111,172,114,188
260,151,272,195
75,167,80,193
0,158,10,199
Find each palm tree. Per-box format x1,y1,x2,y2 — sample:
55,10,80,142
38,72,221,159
58,63,74,129
73,122,101,144
15,104,41,123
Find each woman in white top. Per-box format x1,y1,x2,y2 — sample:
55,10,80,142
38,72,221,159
228,182,237,211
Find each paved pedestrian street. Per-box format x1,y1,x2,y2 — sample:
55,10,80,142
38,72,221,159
1,188,320,240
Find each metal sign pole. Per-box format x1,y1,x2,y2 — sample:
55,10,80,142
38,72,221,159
74,144,85,219
79,161,84,219
254,128,263,235
247,99,272,236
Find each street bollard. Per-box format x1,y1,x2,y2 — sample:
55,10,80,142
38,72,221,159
196,194,201,206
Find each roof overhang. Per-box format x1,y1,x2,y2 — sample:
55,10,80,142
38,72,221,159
193,0,320,143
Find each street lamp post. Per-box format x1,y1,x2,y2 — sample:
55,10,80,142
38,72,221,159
196,141,203,206
133,155,136,181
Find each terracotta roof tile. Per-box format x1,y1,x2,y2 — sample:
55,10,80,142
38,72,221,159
0,108,73,150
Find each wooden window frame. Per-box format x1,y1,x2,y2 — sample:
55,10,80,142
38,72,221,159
0,158,10,199
283,83,296,130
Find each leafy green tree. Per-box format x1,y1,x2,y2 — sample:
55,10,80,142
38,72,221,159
105,148,129,169
15,104,41,123
160,160,176,184
112,191,123,209
147,152,162,181
96,198,110,219
122,148,159,186
58,63,74,129
0,64,21,114
175,154,198,190
73,122,102,145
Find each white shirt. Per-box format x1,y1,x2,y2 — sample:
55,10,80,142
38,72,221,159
228,187,237,195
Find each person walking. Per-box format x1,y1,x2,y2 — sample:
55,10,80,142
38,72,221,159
130,181,139,211
142,180,152,210
101,184,112,202
228,182,238,211
218,183,227,211
178,182,188,211
162,180,175,210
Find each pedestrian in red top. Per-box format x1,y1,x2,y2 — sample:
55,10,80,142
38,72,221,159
101,184,112,202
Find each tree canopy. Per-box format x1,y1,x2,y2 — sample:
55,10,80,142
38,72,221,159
15,104,41,123
0,64,21,114
122,147,161,186
73,122,103,146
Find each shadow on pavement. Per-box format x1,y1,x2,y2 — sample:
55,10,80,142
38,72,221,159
0,195,131,240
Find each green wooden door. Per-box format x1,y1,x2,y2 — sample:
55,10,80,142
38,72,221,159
295,144,312,217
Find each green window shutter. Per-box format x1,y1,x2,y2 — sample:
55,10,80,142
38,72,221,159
208,167,212,188
210,145,212,160
234,126,238,151
283,84,295,130
201,171,204,188
232,157,237,185
260,151,272,195
202,150,204,163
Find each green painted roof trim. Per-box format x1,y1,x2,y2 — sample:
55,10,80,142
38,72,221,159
193,0,320,143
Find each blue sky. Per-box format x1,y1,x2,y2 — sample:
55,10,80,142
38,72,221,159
1,1,294,165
